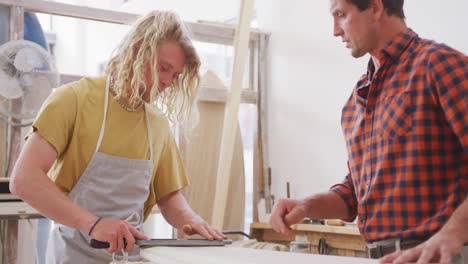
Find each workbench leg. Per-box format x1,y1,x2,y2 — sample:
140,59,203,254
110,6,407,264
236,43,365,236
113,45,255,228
5,220,17,264
2,219,38,264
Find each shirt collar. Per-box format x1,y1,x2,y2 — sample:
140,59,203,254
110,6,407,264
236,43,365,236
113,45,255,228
365,28,418,80
380,27,418,61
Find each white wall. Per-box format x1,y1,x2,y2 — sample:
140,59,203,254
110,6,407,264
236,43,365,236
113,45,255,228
49,0,88,75
38,0,130,76
255,0,468,201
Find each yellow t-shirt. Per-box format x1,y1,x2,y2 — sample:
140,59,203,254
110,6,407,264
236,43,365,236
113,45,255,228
33,76,189,219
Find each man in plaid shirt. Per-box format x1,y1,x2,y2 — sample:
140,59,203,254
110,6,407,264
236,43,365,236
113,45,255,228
269,0,468,263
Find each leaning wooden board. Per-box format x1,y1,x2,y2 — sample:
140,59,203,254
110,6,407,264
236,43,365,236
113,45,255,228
181,70,245,235
141,247,378,264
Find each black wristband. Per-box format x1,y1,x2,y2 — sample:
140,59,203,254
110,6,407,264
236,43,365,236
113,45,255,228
88,217,103,236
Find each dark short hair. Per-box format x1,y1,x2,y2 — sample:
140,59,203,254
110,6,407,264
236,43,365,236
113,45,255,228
347,0,405,19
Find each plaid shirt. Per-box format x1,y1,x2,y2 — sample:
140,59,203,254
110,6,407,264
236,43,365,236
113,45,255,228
331,28,468,242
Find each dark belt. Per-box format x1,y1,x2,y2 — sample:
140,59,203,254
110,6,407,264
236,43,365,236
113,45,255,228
367,239,423,259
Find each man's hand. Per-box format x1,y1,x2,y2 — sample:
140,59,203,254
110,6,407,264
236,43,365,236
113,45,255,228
380,197,468,264
89,217,148,253
181,215,225,240
379,229,464,264
269,198,308,235
157,190,226,241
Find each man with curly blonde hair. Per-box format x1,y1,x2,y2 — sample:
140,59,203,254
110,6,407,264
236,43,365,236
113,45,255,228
10,10,224,263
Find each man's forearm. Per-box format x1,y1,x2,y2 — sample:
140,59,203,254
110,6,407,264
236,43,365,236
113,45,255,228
10,132,98,234
158,191,197,229
303,191,351,220
10,168,97,233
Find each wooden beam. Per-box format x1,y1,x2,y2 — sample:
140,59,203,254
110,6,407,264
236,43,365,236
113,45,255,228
0,0,264,45
211,0,255,229
9,6,24,40
2,0,137,25
199,88,256,104
258,34,272,213
4,6,25,264
249,43,257,92
252,35,270,221
252,116,262,223
6,6,24,177
6,5,24,177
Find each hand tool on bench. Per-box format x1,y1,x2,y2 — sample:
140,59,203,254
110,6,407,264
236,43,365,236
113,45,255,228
90,238,232,249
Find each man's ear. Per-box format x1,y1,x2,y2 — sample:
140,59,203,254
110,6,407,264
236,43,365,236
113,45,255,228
132,41,142,57
370,0,385,19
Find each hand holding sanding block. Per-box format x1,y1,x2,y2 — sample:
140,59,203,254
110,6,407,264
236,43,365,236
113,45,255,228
90,238,232,249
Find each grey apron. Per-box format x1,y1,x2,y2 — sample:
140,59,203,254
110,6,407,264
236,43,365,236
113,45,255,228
46,76,153,264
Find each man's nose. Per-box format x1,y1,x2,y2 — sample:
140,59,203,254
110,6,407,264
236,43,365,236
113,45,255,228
333,22,343,37
161,75,172,87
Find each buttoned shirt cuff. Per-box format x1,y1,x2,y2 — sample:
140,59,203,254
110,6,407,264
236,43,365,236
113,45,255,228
330,184,358,222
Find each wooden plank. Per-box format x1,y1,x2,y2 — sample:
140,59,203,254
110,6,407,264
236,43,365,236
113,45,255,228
199,87,256,104
141,246,378,264
293,223,361,235
250,222,368,257
250,222,361,236
257,34,272,213
249,224,264,240
307,233,366,251
5,6,25,264
252,35,262,223
211,0,255,229
0,0,264,45
181,71,245,238
2,0,137,25
4,220,18,264
190,20,263,44
249,45,256,92
256,228,366,252
262,230,295,242
250,222,272,229
9,6,24,40
0,202,42,220
252,112,261,223
189,22,259,46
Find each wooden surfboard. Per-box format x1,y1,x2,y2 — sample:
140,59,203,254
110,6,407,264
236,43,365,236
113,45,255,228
181,70,245,236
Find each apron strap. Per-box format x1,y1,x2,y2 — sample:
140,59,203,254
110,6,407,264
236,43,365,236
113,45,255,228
95,75,111,153
144,104,154,162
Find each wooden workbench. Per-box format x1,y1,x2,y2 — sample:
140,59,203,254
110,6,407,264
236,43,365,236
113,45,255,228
141,246,376,264
250,222,368,258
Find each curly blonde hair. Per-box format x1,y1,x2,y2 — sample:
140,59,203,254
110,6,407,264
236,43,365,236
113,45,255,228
105,10,201,129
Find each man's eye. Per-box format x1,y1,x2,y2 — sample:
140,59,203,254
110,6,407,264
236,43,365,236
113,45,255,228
334,11,344,17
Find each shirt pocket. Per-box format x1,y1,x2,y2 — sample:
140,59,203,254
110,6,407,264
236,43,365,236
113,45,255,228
377,91,415,141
